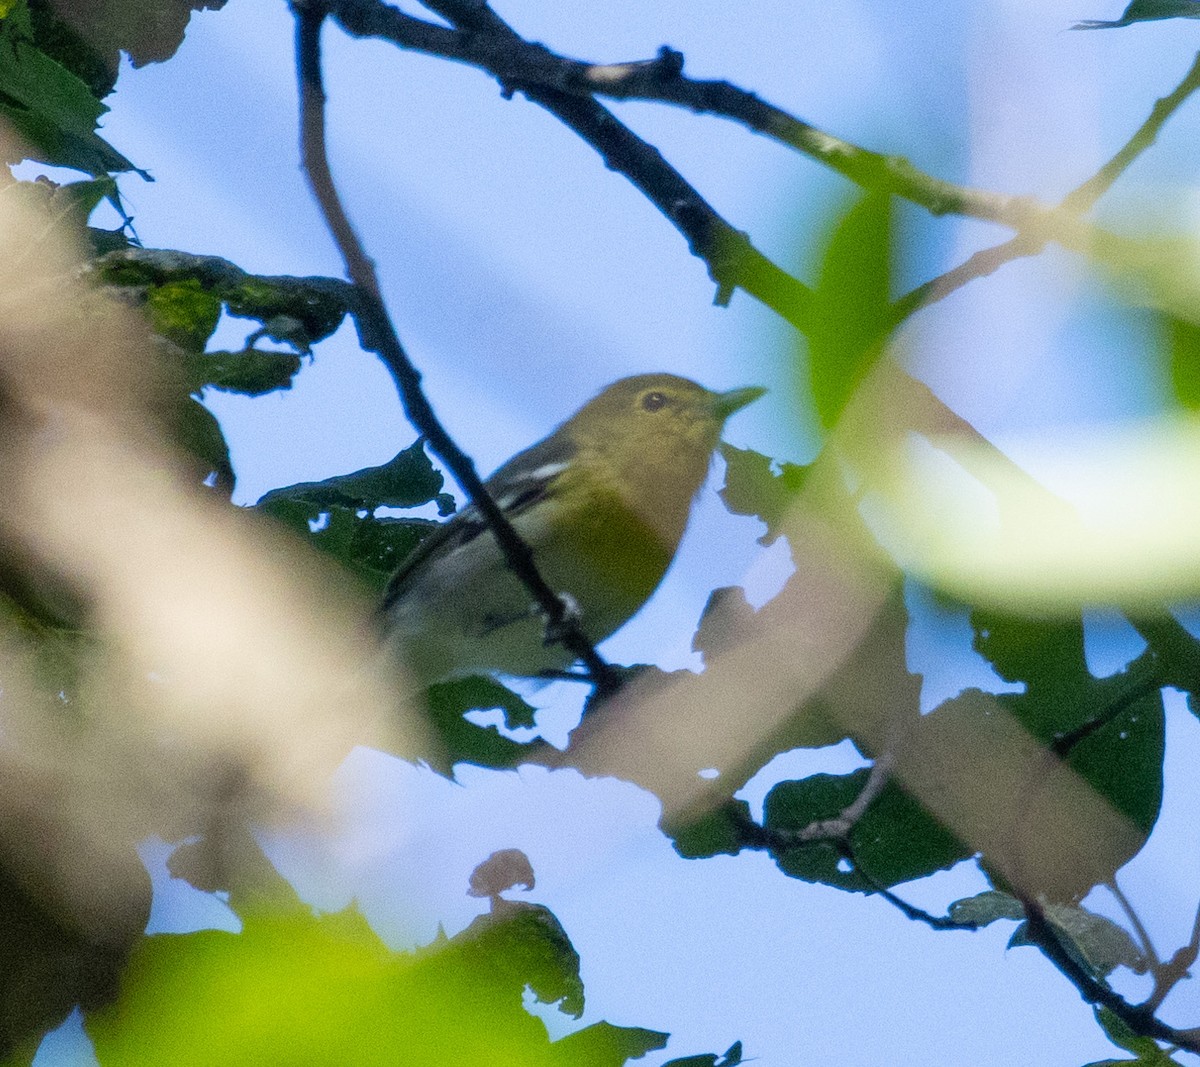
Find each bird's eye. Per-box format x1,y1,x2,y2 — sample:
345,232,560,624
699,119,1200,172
641,391,668,412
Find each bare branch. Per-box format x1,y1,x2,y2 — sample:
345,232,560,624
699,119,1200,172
1145,899,1200,1013
326,0,1046,230
894,50,1200,319
1063,50,1200,214
290,0,621,695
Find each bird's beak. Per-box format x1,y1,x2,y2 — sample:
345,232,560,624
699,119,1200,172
710,385,767,420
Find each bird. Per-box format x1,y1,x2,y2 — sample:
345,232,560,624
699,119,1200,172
382,373,765,685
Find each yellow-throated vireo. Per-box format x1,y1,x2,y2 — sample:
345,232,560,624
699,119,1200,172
383,373,765,683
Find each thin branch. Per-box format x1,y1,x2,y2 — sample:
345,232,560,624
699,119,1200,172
326,0,1044,230
893,50,1200,320
1144,898,1200,1013
1108,878,1162,972
1018,896,1200,1055
290,0,621,696
1063,50,1200,214
415,0,809,318
1051,652,1163,759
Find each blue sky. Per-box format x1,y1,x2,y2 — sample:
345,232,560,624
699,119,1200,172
27,0,1200,1063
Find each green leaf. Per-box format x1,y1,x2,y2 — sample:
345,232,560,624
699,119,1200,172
255,442,451,588
666,799,754,860
717,444,809,545
1166,313,1200,410
1089,1007,1182,1064
1008,905,1145,978
258,440,447,513
187,348,303,397
803,192,894,431
87,899,658,1067
0,3,142,175
422,676,546,775
1073,0,1200,28
144,279,222,351
763,772,969,890
95,248,354,354
258,502,433,593
970,609,1165,890
549,1022,668,1066
175,397,233,495
663,1045,743,1067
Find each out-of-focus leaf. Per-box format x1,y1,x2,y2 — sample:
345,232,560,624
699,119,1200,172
947,890,1023,927
468,849,535,899
549,1022,668,1065
1166,313,1200,410
663,1042,744,1067
717,444,809,545
763,771,969,890
0,1,142,175
1072,0,1200,28
1008,904,1146,977
666,799,755,860
95,248,355,353
175,396,233,495
803,192,893,431
971,610,1165,884
87,897,660,1067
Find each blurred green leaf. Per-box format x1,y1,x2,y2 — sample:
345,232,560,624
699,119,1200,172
87,899,662,1067
95,248,355,353
1166,314,1200,410
664,1042,744,1067
1073,0,1200,28
666,799,755,861
803,192,893,431
187,347,303,397
175,396,233,495
971,609,1165,865
1086,1007,1183,1064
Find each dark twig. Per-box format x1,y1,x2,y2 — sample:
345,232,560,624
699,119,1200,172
328,0,811,320
290,0,621,696
1051,652,1163,758
1019,896,1200,1055
325,0,1049,230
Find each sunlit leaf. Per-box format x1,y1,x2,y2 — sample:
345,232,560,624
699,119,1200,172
87,901,661,1067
